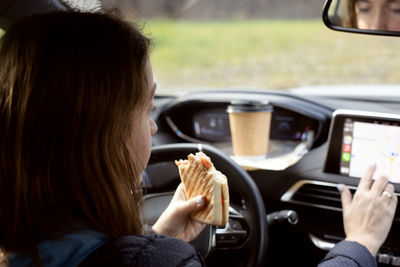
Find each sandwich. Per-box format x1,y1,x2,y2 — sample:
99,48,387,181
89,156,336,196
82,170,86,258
175,152,229,226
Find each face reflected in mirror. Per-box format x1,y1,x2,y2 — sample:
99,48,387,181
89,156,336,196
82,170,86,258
324,0,400,34
355,0,400,31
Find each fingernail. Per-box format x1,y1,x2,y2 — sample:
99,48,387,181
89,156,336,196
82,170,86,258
369,161,376,168
195,195,203,206
388,180,393,184
337,184,343,192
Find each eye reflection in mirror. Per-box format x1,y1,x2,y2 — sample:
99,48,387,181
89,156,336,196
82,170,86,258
355,0,400,31
323,0,400,35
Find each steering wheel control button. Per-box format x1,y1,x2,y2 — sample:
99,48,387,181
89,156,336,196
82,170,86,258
216,233,246,246
215,221,248,248
377,253,391,264
392,256,400,266
230,220,243,230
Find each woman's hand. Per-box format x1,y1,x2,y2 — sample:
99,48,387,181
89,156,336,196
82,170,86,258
340,164,398,256
152,183,206,242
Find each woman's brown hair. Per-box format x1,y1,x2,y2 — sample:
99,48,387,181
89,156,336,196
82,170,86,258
0,11,151,257
341,0,357,28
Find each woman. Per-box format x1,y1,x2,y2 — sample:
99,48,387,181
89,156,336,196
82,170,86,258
0,11,205,266
0,11,397,267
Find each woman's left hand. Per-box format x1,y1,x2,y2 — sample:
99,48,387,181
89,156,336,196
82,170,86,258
152,183,206,242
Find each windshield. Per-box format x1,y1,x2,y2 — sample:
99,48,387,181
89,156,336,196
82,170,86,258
119,0,399,95
4,0,399,95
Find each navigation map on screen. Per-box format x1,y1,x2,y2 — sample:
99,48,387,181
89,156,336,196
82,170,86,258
339,120,400,183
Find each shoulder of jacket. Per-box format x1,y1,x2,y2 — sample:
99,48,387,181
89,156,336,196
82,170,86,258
79,234,205,267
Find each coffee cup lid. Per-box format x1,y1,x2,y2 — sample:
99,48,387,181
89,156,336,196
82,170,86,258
227,100,273,113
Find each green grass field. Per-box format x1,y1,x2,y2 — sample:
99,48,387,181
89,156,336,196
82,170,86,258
1,20,399,93
142,19,400,93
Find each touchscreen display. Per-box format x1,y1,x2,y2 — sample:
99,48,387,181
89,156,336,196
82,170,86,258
339,119,400,183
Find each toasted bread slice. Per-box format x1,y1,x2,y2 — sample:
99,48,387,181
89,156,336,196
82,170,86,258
175,152,229,226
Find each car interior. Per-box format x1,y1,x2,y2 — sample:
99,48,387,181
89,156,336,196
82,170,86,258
1,0,400,266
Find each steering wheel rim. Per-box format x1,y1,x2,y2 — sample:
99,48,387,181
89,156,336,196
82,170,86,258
148,143,268,267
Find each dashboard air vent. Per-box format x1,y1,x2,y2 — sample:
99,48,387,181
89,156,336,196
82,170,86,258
281,180,356,212
282,180,400,220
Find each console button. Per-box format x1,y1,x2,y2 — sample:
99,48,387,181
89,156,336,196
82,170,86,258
378,254,391,264
392,256,400,266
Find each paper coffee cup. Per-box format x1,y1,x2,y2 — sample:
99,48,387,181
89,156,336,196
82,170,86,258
227,101,273,160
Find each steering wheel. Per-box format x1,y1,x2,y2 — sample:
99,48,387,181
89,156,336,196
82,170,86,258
144,143,268,267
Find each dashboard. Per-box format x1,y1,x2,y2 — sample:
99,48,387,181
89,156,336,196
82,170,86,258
150,89,400,266
164,101,321,144
155,91,332,147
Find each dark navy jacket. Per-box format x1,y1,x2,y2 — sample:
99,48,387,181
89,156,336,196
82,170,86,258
79,234,205,267
319,240,377,267
80,237,375,267
9,230,204,267
81,238,376,267
9,230,374,267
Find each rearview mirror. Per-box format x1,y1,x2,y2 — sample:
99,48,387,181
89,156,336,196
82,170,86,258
323,0,400,36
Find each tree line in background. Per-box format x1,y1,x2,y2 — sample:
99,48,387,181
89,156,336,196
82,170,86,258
102,0,325,20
